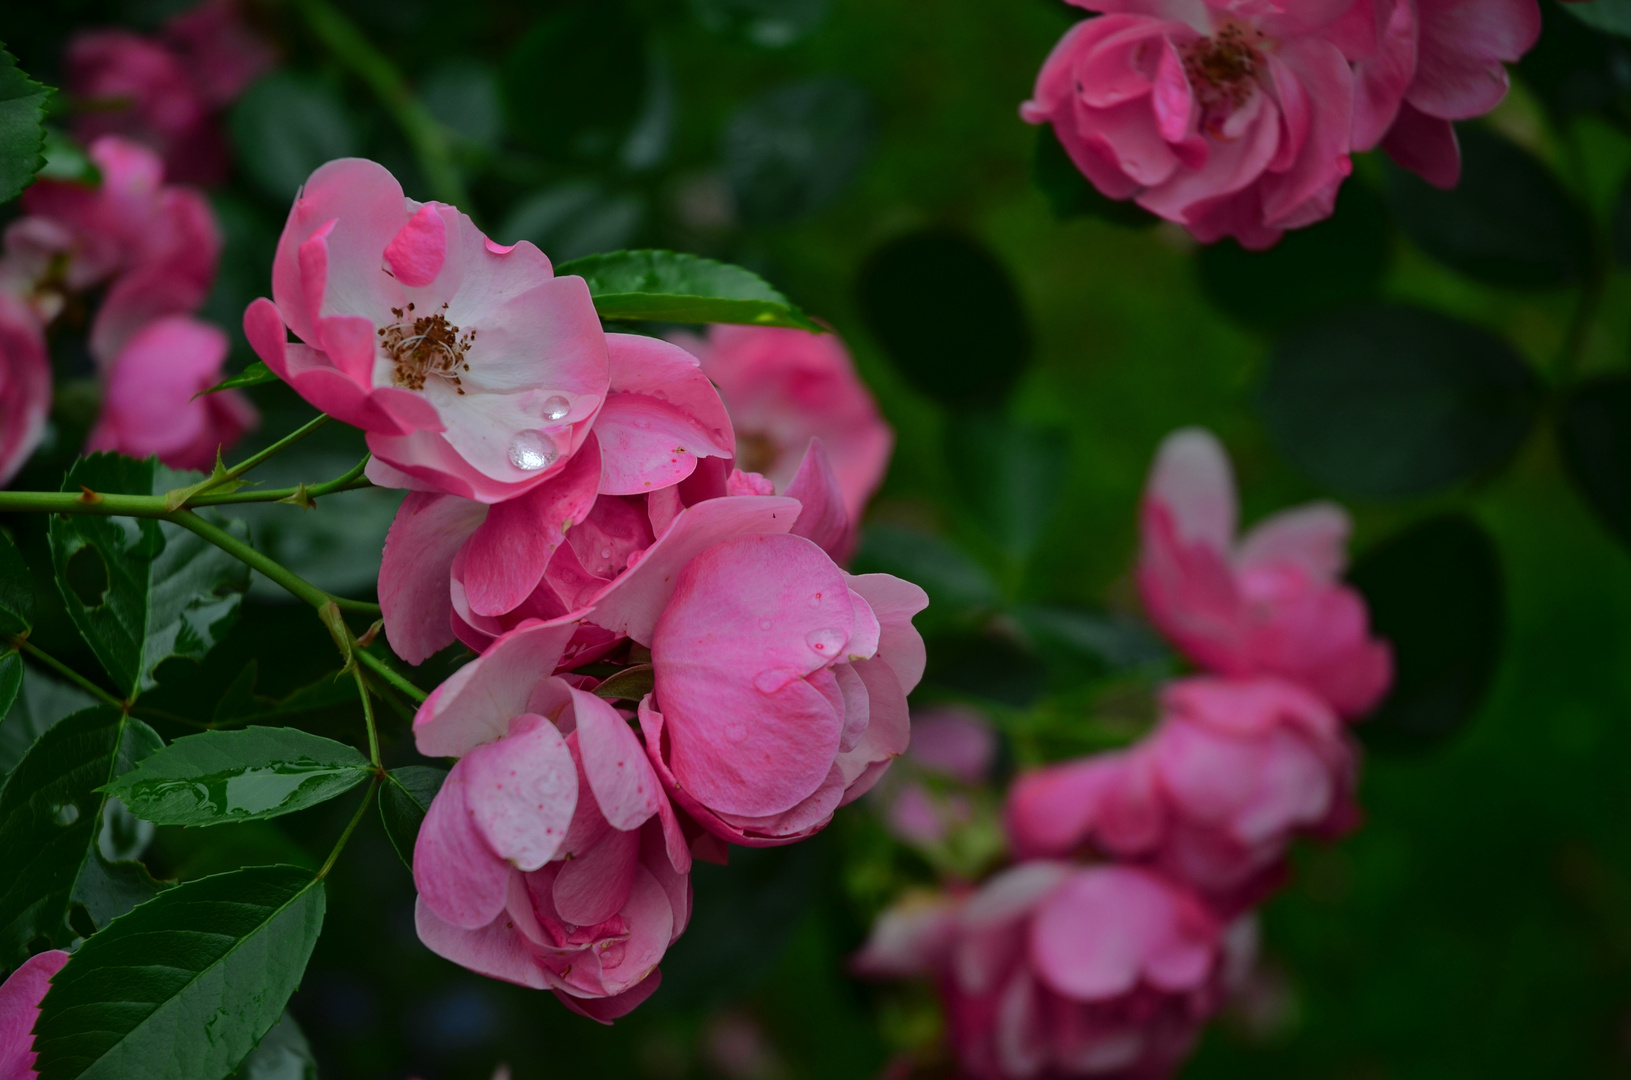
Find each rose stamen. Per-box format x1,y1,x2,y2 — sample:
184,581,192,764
381,300,477,394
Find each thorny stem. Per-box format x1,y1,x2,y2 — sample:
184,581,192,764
9,636,126,711
316,774,381,881
196,455,373,506
175,414,332,508
167,510,381,616
356,648,428,705
293,0,470,208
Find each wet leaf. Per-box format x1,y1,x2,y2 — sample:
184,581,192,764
0,44,52,203
557,249,820,330
228,1012,318,1080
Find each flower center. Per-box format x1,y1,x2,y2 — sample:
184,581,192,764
1182,21,1264,127
380,301,476,394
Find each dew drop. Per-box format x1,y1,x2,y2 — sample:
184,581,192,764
759,618,772,631
542,394,572,421
600,546,614,561
52,802,80,826
806,628,846,655
508,430,558,472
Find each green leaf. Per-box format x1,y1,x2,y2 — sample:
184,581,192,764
0,652,20,732
557,249,820,331
1257,305,1541,498
229,1012,318,1080
0,526,32,635
1383,125,1594,288
1197,180,1391,331
0,44,52,203
33,865,326,1080
1032,125,1154,228
211,661,357,726
857,229,1033,410
723,76,872,226
105,726,372,828
199,361,278,397
1563,0,1631,38
503,7,647,158
1559,374,1631,549
379,765,446,870
1350,515,1504,750
49,455,251,696
228,72,358,202
0,706,162,965
592,664,654,703
945,417,1067,569
72,845,168,933
0,668,98,776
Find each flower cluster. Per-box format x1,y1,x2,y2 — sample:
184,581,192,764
858,427,1391,1078
0,130,257,482
1022,0,1542,247
67,0,275,185
247,157,912,1017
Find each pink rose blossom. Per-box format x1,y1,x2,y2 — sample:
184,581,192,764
85,316,257,471
161,0,278,107
246,159,612,503
1380,0,1541,187
411,622,691,1021
1006,677,1359,911
1021,0,1413,248
1138,427,1392,717
0,949,69,1080
641,533,928,846
854,863,1253,1080
673,325,892,526
0,293,52,487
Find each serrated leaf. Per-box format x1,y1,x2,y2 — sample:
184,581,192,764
49,455,251,697
0,706,162,966
0,44,53,203
72,846,169,931
212,661,357,726
199,361,278,396
0,651,20,730
229,1012,317,1080
105,726,372,828
556,249,821,331
0,527,32,635
0,668,98,776
33,864,326,1080
379,765,446,870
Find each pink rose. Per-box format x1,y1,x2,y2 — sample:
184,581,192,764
85,316,258,471
245,159,612,503
674,325,892,527
1138,427,1392,717
854,863,1253,1080
1380,0,1542,187
876,705,997,847
0,293,51,487
410,622,691,1021
1006,677,1359,912
161,0,278,108
641,533,928,845
1022,0,1413,248
0,949,70,1079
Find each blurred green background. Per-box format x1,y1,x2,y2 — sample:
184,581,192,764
8,0,1631,1076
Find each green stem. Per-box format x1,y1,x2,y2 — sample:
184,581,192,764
218,415,330,487
356,648,427,704
353,666,382,767
293,0,468,207
194,456,373,506
167,510,338,610
316,775,380,881
11,638,126,711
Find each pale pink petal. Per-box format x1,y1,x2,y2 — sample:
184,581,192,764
571,685,662,830
414,895,550,989
1143,430,1237,554
413,763,512,929
1235,502,1350,579
462,715,578,871
413,620,579,757
844,573,930,694
552,825,640,926
380,492,488,665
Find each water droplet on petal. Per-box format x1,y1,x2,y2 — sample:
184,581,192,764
52,802,80,826
542,394,572,421
754,668,799,694
508,430,558,472
806,628,846,656
759,618,772,631
600,546,613,560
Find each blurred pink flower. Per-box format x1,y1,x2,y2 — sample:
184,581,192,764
673,325,892,526
879,705,997,848
411,622,690,1021
85,316,257,471
67,0,274,185
1022,0,1413,248
855,862,1253,1080
0,293,52,487
642,533,927,846
1006,677,1359,912
1137,427,1392,717
0,949,69,1080
1380,0,1542,187
245,158,611,503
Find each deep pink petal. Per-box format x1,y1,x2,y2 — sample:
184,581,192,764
462,714,578,871
385,203,448,287
1382,103,1461,188
413,620,579,757
0,948,69,1080
572,685,662,830
380,492,487,665
552,825,640,926
413,762,512,929
551,969,663,1024
844,573,929,694
784,438,853,562
414,895,549,989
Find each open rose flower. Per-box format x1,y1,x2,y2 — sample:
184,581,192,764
1022,0,1412,248
1006,677,1358,912
411,622,691,1021
1380,0,1541,187
86,315,257,470
855,862,1253,1080
244,158,611,503
0,949,69,1079
640,532,928,846
0,293,51,487
1138,427,1391,717
672,325,893,528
